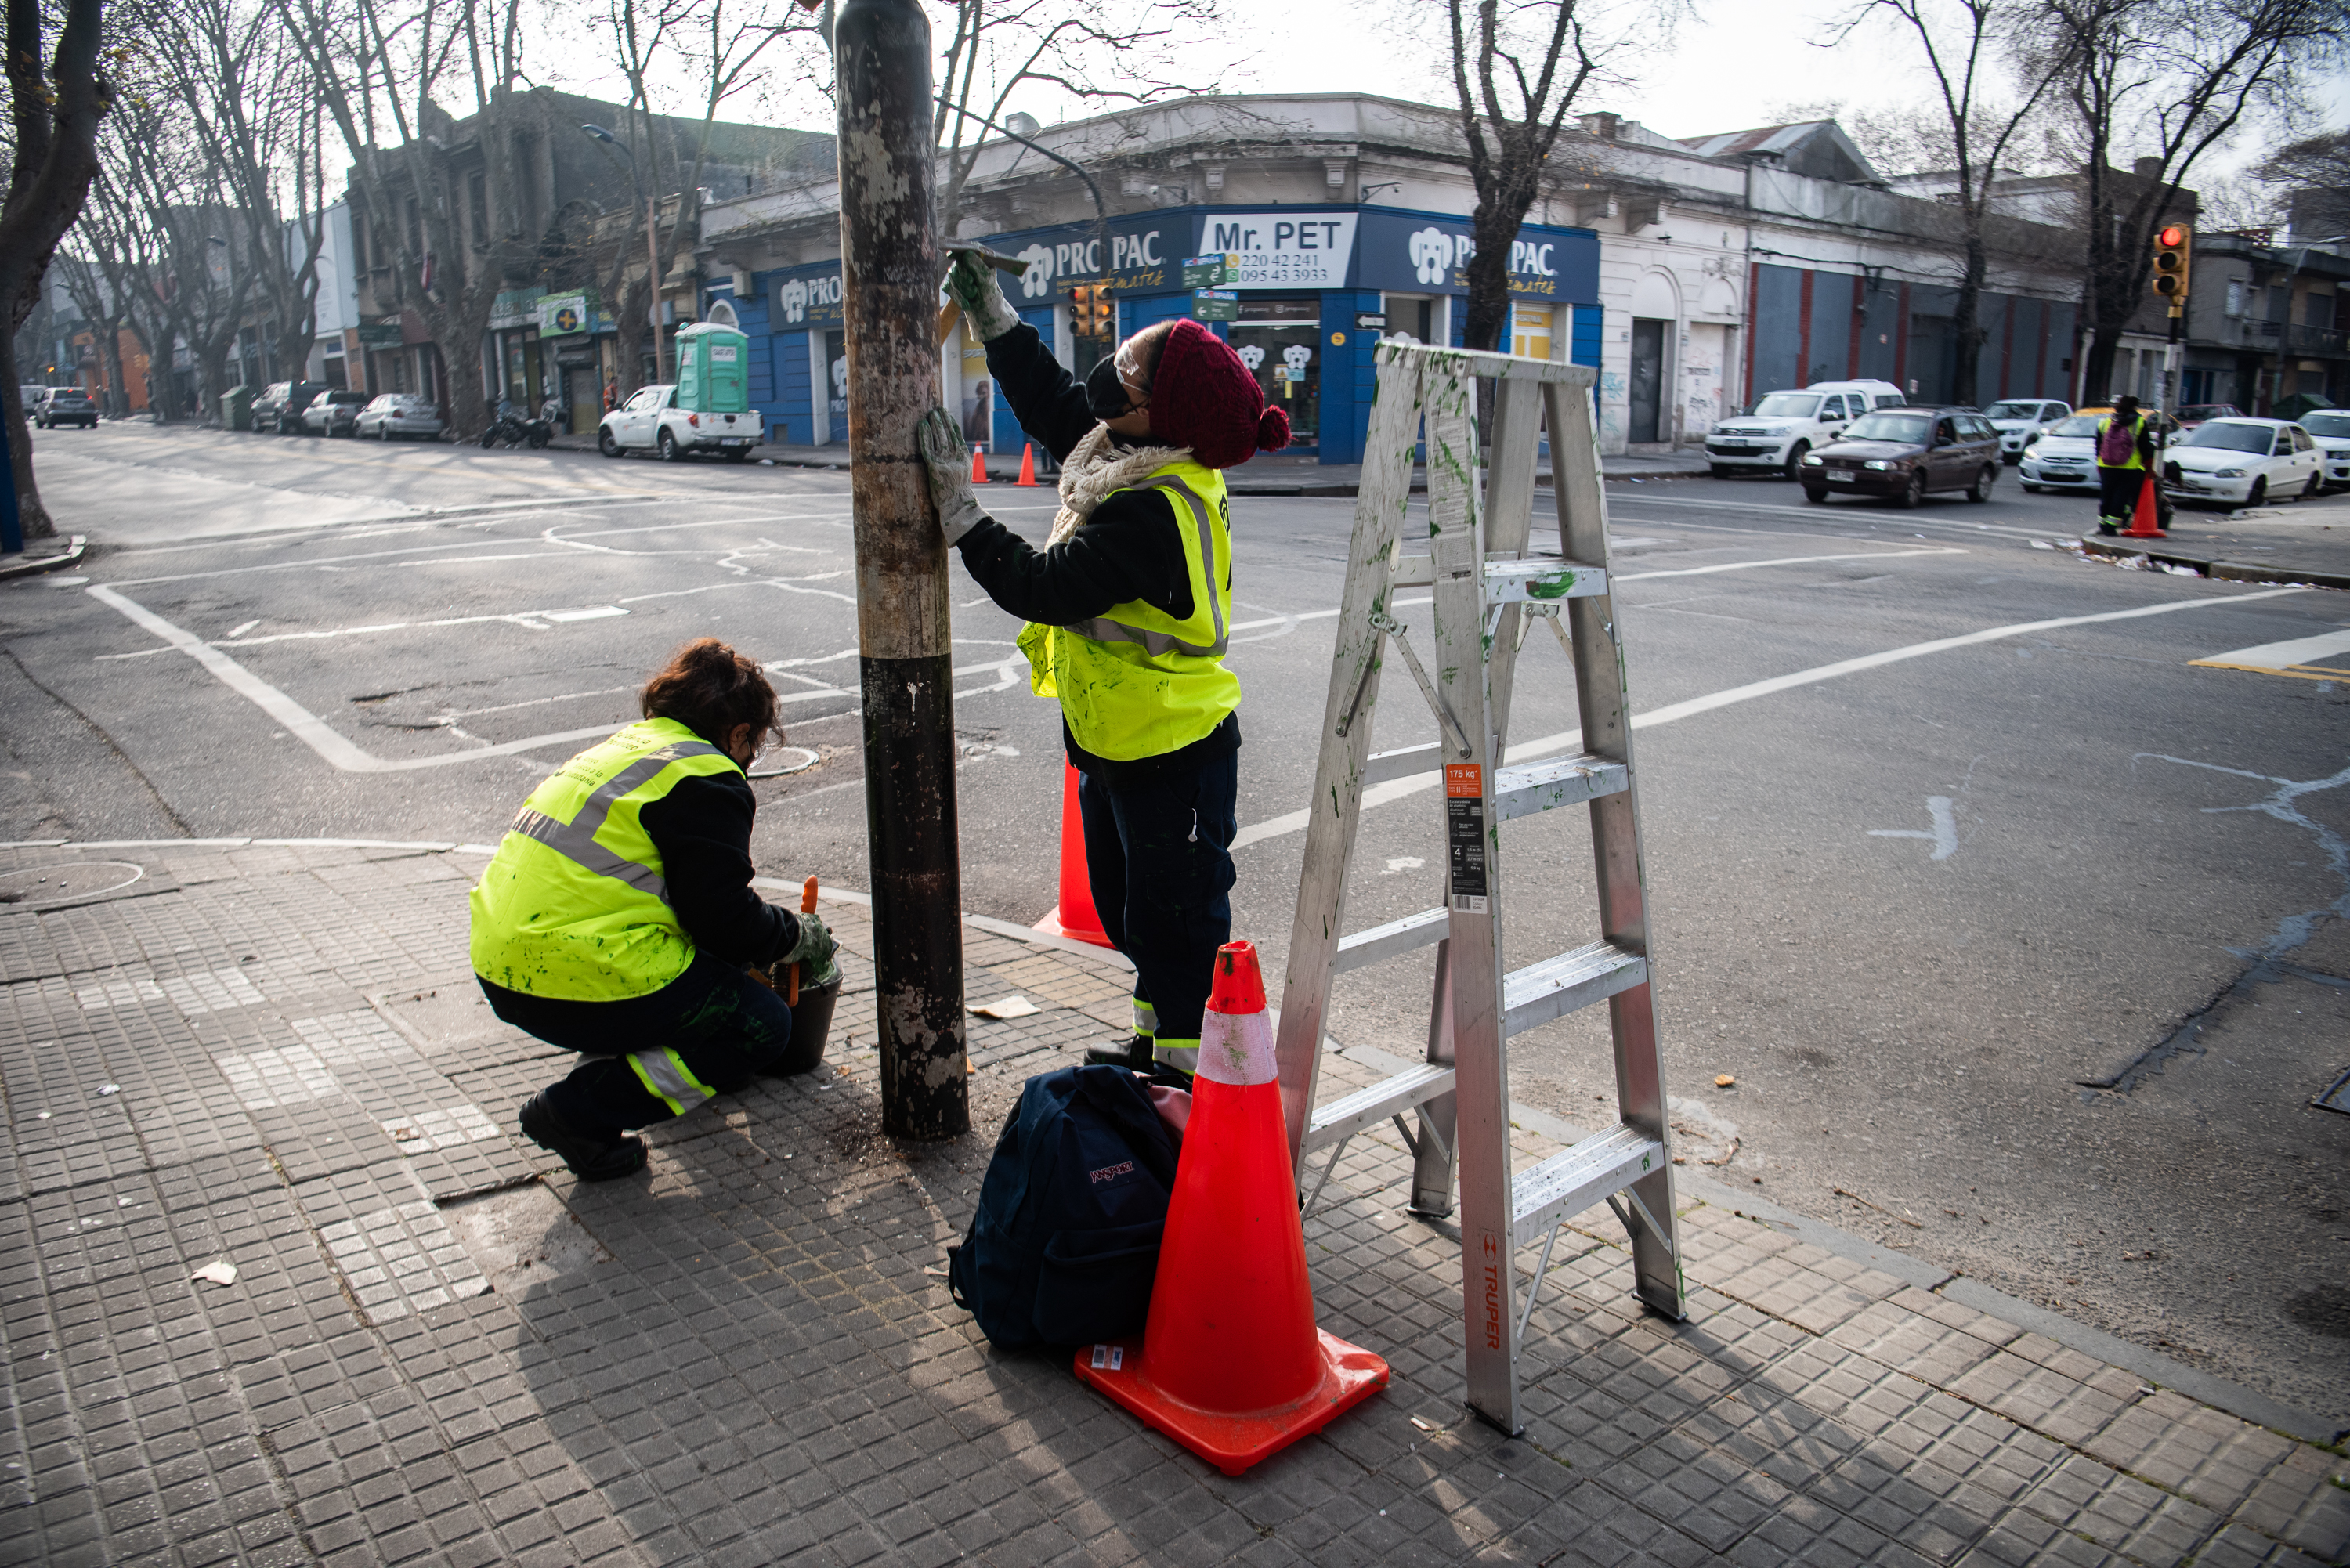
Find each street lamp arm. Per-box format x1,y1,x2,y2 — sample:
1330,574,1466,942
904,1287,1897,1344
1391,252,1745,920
934,99,1107,277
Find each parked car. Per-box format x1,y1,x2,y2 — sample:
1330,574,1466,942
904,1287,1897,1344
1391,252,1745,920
353,393,446,441
2160,417,2324,508
1705,380,1904,479
597,383,763,461
299,389,372,436
34,386,97,428
1799,406,2001,507
250,381,327,433
2298,409,2350,491
2174,403,2241,431
18,382,47,413
1979,397,2070,463
2016,406,2178,493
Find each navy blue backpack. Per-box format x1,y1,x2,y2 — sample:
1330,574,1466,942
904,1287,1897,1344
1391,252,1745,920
946,1064,1180,1349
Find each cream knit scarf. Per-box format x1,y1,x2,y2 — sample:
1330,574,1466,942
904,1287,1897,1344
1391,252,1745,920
1047,422,1193,546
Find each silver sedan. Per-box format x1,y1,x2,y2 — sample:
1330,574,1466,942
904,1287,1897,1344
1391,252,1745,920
354,394,446,442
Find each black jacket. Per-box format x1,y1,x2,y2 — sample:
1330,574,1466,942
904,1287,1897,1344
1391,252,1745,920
955,320,1238,780
638,765,798,970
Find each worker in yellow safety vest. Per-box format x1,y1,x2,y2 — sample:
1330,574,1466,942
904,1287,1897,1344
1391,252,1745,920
469,638,836,1180
920,262,1292,1078
2094,394,2160,534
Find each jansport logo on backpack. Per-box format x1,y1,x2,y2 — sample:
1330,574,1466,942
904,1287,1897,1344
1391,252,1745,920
945,1065,1182,1349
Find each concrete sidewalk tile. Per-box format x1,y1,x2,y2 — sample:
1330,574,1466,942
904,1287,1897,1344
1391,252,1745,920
1946,1347,2131,1447
2231,1441,2350,1563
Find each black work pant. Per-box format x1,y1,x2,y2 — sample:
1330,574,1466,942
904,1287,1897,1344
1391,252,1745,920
2097,465,2146,525
1076,748,1238,1071
478,951,794,1139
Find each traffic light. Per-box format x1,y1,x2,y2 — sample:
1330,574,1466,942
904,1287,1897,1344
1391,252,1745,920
2150,223,2191,316
1069,283,1116,340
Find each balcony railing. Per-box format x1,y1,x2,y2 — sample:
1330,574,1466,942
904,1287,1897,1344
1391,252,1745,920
2285,322,2348,358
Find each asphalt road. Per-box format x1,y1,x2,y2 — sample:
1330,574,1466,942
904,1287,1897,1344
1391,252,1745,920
8,419,2348,1425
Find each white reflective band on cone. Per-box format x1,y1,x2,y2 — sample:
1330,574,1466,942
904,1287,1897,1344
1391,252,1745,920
1196,1006,1275,1086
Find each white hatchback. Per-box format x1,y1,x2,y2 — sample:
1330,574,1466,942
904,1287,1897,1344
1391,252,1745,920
2299,409,2350,491
1980,398,2070,463
2161,417,2325,507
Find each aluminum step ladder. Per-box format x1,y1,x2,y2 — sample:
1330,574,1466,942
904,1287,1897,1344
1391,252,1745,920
1272,341,1683,1436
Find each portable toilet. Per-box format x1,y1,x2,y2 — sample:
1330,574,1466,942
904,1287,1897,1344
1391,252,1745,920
674,321,748,414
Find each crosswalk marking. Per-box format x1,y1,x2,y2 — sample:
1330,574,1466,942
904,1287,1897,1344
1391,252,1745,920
2190,627,2350,680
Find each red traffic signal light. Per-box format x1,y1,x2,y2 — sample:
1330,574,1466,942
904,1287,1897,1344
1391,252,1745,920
2157,225,2187,248
2149,225,2191,313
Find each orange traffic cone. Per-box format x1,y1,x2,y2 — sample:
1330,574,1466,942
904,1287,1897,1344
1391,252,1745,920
1074,941,1389,1474
1016,443,1038,486
971,445,989,485
2120,473,2165,538
1033,761,1113,948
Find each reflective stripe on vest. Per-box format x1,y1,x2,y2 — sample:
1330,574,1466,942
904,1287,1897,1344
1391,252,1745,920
507,743,721,905
1072,476,1231,658
628,1046,718,1117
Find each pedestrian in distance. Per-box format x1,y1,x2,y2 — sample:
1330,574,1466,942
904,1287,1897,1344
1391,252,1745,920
603,374,619,412
2095,394,2158,535
468,638,837,1180
920,252,1291,1079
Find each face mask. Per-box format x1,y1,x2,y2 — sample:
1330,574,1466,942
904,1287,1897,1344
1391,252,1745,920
1086,356,1134,421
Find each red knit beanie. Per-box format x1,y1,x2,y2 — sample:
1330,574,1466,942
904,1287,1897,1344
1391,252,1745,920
1149,318,1291,469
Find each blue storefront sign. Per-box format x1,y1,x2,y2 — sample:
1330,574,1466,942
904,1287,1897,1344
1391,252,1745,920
710,205,1600,463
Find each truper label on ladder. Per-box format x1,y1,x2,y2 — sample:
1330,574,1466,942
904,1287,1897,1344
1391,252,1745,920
1445,764,1489,912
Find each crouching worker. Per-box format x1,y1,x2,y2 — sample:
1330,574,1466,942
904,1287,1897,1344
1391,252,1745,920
920,252,1290,1079
468,638,837,1180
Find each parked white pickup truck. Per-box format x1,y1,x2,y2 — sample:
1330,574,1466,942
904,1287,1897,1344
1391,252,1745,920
597,383,763,461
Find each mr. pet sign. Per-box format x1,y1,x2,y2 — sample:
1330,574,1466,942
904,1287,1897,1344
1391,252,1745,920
1198,213,1359,289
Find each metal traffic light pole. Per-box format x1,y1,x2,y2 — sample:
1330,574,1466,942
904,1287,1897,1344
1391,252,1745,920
833,0,969,1140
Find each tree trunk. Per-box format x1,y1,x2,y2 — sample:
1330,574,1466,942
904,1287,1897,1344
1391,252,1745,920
0,327,52,537
1461,202,1518,353
1951,232,1987,409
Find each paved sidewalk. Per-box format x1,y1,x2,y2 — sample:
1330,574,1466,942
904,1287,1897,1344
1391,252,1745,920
1,838,2345,1566
2079,497,2350,590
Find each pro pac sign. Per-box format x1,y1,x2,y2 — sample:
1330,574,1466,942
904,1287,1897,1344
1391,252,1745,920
978,219,1176,301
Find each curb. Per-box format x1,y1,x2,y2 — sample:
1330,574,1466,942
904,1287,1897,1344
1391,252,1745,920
0,534,87,580
2079,535,2350,591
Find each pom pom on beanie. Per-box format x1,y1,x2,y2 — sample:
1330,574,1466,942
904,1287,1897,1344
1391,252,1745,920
1256,406,1291,453
1150,318,1291,469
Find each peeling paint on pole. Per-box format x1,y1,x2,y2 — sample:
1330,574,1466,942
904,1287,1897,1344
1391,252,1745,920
835,0,968,1140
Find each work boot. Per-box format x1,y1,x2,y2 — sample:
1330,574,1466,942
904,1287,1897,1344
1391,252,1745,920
1083,1033,1155,1071
519,1093,647,1182
2097,522,2119,536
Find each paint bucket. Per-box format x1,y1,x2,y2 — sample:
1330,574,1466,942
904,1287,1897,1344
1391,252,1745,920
777,970,842,1076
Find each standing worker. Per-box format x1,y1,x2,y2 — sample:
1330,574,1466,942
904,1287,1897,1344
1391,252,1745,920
469,638,837,1180
2094,394,2159,535
918,255,1290,1078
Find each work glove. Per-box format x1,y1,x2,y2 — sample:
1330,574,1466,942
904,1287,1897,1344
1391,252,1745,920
780,910,839,985
918,406,986,546
945,249,1022,341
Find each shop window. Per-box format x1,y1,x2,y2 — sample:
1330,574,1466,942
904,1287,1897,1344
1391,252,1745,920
1231,296,1321,446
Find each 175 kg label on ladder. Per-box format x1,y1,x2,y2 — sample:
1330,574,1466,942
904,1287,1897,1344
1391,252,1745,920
1446,764,1489,913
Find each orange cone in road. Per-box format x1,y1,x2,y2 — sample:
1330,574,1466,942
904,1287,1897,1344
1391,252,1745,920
1016,443,1038,486
2120,473,2165,538
971,445,990,485
1073,941,1389,1475
1033,762,1113,948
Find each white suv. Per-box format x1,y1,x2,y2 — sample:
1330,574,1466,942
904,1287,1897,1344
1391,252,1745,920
1706,380,1906,479
1980,398,2071,464
2301,409,2350,491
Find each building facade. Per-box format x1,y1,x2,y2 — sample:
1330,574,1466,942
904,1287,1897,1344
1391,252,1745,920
699,95,2089,462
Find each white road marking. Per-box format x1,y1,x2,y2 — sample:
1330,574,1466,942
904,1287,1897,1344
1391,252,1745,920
1229,586,2312,850
2188,627,2350,680
1868,797,1960,861
228,620,260,638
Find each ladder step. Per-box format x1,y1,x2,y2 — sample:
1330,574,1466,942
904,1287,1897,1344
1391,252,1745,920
1502,941,1647,1039
1494,753,1628,822
1365,741,1444,788
1334,906,1449,974
1303,1061,1455,1153
1483,559,1608,605
1511,1124,1666,1246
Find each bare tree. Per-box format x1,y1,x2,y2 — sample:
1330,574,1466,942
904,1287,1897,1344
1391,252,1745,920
930,0,1232,222
2031,0,2348,396
0,0,114,541
1826,0,2073,404
52,249,129,411
1436,0,1656,353
597,0,818,396
2256,128,2350,237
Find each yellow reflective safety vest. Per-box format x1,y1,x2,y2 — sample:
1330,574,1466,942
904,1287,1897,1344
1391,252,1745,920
2096,411,2148,471
468,717,743,1001
1014,457,1241,761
